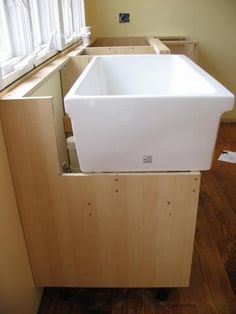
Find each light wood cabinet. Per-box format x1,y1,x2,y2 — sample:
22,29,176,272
0,96,200,287
0,40,200,287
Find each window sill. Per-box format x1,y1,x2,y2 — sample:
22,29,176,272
0,37,85,93
0,64,34,91
0,39,92,98
34,49,58,67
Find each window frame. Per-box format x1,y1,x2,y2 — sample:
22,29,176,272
0,0,13,63
0,0,85,91
58,0,85,50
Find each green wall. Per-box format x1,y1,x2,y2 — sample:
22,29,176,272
85,0,236,120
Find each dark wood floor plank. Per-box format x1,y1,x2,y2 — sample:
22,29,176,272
202,172,236,238
195,201,236,314
170,305,198,314
211,124,236,215
200,123,236,296
171,251,211,314
200,173,236,296
200,176,231,260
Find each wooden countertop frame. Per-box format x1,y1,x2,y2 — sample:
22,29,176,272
0,36,198,100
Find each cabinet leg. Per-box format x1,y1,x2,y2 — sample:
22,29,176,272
59,288,72,301
156,288,171,301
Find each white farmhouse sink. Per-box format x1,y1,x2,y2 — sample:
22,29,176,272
65,55,234,172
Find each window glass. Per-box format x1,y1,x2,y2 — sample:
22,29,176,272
28,0,42,49
0,0,13,62
62,0,73,41
0,0,85,90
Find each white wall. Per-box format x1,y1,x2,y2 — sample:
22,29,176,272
85,0,236,121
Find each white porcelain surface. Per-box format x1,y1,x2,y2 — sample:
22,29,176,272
65,55,234,172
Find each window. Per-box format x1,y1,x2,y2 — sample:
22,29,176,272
28,0,43,49
0,0,13,63
0,0,85,90
60,0,85,48
0,0,34,90
62,0,74,42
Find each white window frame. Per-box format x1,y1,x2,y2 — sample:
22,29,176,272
28,0,58,65
57,0,85,50
72,0,85,31
28,0,42,49
62,0,74,40
0,0,13,63
0,0,34,90
0,0,85,90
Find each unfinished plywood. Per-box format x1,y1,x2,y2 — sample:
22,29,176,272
60,56,92,134
147,37,171,54
0,97,200,288
0,120,42,314
82,46,155,55
0,40,88,99
60,56,92,97
86,37,198,60
160,37,199,61
90,37,150,47
30,71,68,168
63,173,200,287
63,114,73,134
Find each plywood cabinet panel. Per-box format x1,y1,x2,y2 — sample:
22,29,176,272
0,98,200,287
0,120,42,314
30,72,69,169
82,46,155,56
90,37,150,47
60,56,92,97
62,173,200,287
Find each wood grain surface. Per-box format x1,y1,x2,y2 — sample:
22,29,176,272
0,97,200,288
38,124,236,313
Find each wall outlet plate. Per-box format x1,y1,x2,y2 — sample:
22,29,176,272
119,13,130,23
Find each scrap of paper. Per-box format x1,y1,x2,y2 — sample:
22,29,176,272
218,150,236,164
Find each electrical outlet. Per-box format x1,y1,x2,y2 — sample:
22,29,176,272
119,13,130,23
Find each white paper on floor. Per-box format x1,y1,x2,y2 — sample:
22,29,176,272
218,150,236,163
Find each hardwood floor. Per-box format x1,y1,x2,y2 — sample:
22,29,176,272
38,123,236,314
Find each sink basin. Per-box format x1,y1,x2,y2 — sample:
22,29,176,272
65,55,234,172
